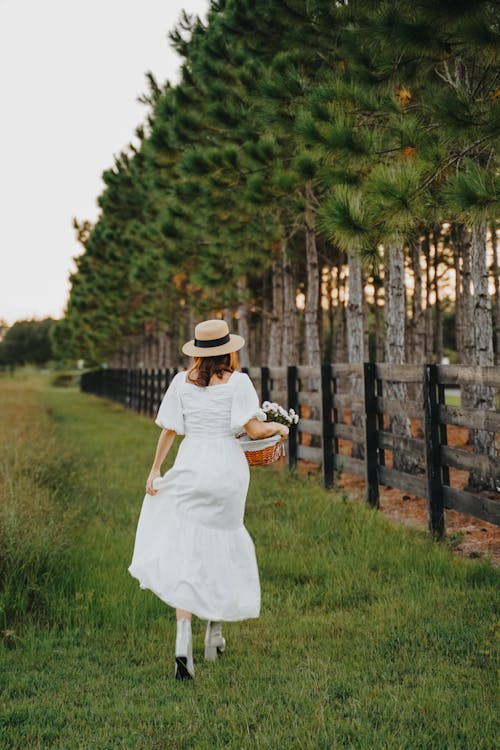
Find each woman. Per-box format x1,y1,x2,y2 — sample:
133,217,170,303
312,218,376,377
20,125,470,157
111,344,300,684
128,319,289,680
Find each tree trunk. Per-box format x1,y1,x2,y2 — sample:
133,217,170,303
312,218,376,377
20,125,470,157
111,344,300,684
468,222,497,491
260,269,271,366
407,234,426,404
304,182,321,366
268,251,284,367
133,333,141,368
433,228,443,363
334,260,348,362
130,335,137,368
185,307,197,366
347,253,364,364
384,243,419,474
409,235,426,365
451,224,464,363
157,332,165,368
143,334,151,369
423,231,434,361
325,266,334,363
138,334,147,369
236,277,250,370
491,221,500,365
456,227,476,437
160,329,174,368
151,330,160,369
461,229,475,366
347,251,365,458
282,242,299,364
374,269,383,363
363,281,370,361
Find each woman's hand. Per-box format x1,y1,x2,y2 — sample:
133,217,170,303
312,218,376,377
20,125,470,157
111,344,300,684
273,422,289,444
145,430,176,496
146,468,161,496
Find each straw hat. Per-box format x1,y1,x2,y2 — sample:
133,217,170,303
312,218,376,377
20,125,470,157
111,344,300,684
182,319,245,357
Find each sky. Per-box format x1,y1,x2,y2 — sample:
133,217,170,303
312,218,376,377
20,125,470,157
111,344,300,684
0,0,209,325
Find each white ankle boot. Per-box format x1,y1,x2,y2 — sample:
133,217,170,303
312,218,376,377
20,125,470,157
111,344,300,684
175,617,194,680
204,620,226,661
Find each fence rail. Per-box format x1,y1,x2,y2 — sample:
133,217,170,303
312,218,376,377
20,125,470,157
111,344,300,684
80,364,500,537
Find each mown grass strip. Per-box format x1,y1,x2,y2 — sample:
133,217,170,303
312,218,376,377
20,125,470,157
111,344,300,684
0,376,498,749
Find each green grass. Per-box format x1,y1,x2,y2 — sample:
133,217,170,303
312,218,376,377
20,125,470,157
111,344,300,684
1,376,499,749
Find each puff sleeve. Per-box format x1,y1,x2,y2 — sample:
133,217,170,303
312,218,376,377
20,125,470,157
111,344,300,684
154,372,185,434
230,373,266,434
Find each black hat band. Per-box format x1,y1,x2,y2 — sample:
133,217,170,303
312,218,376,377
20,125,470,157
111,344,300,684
194,333,231,348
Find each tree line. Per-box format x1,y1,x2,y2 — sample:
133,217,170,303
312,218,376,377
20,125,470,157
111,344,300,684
0,319,55,367
52,0,498,376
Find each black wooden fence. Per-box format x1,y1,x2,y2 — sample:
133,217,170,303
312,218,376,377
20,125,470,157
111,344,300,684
80,364,500,537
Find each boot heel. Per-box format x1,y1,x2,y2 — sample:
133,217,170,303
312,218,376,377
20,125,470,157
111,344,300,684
204,620,226,661
204,643,218,661
175,656,193,680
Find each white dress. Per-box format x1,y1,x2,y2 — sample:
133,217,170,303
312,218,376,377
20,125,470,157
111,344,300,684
128,369,265,621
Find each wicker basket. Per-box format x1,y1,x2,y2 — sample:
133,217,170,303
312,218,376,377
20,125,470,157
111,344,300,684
237,434,284,467
245,440,283,466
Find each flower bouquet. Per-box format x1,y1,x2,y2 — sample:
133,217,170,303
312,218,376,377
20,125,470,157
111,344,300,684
261,401,299,427
238,401,299,467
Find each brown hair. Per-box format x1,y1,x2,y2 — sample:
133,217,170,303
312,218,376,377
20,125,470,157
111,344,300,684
187,351,240,387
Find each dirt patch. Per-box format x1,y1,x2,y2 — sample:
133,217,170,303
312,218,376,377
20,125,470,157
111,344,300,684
295,423,500,566
345,476,499,566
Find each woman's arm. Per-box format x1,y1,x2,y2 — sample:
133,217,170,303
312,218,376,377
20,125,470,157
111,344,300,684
244,418,289,443
146,428,177,495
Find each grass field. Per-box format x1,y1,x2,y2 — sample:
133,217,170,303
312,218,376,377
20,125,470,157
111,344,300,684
1,374,498,749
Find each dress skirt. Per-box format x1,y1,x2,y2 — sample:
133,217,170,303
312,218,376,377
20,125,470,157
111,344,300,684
128,433,261,621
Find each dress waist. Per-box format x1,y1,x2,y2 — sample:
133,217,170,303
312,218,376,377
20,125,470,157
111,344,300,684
184,433,235,441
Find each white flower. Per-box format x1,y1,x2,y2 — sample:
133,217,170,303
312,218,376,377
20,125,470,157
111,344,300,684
260,399,298,427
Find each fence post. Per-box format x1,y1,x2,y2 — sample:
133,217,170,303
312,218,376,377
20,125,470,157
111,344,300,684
128,370,133,409
141,370,146,414
287,366,298,470
144,369,149,414
147,369,153,416
363,362,380,508
423,363,445,539
376,372,385,467
151,369,157,415
144,369,149,415
158,368,165,410
437,377,450,486
149,369,156,416
138,369,144,414
125,369,131,408
261,366,270,403
149,369,154,415
321,363,334,489
133,370,137,412
118,369,124,405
